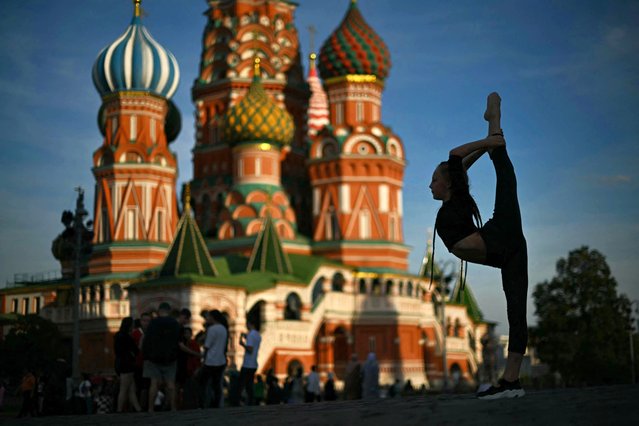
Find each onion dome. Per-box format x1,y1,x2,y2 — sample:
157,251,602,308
92,0,180,99
318,0,391,81
223,59,294,147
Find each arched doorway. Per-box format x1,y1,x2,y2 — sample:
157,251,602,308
287,359,303,377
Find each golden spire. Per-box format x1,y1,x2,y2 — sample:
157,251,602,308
133,0,142,18
253,57,261,79
184,183,191,212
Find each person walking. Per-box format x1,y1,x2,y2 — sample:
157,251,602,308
361,353,379,399
238,319,261,405
201,310,228,408
142,302,181,412
114,317,142,412
429,93,527,399
305,365,321,402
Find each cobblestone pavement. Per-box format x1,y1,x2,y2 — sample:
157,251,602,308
5,385,638,426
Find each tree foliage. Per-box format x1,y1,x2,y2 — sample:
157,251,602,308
0,314,68,383
531,246,634,385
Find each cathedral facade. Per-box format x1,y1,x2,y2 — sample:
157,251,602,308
1,0,489,389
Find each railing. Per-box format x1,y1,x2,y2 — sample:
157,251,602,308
256,291,439,368
41,300,130,323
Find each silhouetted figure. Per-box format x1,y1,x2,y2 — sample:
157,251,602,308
227,363,241,406
143,302,181,411
305,365,321,402
254,374,265,405
114,317,141,412
323,372,337,401
344,354,362,400
265,369,281,405
238,320,261,406
201,310,228,408
17,369,37,418
362,353,380,399
430,93,527,399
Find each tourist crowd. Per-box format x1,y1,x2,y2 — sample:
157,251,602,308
12,302,411,417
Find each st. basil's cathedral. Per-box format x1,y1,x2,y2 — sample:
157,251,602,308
1,0,490,389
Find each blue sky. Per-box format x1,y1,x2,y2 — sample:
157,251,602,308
1,0,637,335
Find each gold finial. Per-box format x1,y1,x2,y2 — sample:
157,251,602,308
309,53,317,71
253,57,261,79
134,0,142,18
184,183,191,212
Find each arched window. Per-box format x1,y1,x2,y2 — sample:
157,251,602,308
385,280,394,296
407,281,414,297
454,318,462,337
359,279,367,294
332,273,345,292
372,278,381,296
312,278,324,308
284,292,302,320
110,284,123,301
398,281,404,296
247,301,265,332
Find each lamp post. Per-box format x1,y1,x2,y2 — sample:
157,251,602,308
71,187,88,383
437,259,457,392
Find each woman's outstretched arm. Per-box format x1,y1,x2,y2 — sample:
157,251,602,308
450,135,505,159
462,148,487,170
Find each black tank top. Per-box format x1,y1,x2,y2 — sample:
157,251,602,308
435,154,478,252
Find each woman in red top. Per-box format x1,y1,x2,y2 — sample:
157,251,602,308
430,93,527,399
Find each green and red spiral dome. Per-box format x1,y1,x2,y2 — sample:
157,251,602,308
318,0,391,81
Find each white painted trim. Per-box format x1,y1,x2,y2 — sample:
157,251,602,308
379,184,389,213
339,185,351,213
342,134,384,155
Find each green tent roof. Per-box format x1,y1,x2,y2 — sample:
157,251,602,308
449,278,484,323
159,206,218,277
247,215,293,275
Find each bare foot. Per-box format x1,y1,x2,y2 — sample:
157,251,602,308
484,92,501,122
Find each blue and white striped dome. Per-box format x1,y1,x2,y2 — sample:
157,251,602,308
92,12,179,99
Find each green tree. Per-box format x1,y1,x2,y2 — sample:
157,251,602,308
531,246,634,385
0,314,68,383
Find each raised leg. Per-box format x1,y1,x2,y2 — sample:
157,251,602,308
484,92,502,136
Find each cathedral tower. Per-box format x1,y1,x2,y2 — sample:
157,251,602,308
310,0,409,270
191,0,312,244
89,0,181,274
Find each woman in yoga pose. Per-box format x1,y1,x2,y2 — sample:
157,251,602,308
429,93,527,399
